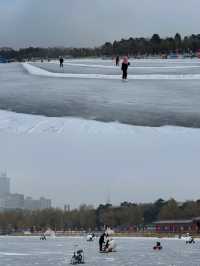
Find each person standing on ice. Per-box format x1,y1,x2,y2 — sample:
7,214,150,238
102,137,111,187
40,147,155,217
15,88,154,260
99,232,106,252
121,56,130,80
115,55,120,66
59,57,64,68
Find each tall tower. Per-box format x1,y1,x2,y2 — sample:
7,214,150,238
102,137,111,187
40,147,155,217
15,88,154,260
106,186,111,205
0,172,10,197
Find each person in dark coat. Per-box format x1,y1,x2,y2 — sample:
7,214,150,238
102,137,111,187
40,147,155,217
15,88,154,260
59,57,64,68
99,233,106,252
116,56,120,66
121,56,130,80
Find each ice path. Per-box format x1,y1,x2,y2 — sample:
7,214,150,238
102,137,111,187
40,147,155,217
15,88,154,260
23,63,200,80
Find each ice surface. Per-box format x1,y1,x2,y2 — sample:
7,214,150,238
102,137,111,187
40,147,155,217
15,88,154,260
0,236,200,266
33,58,200,75
23,62,200,79
1,60,200,127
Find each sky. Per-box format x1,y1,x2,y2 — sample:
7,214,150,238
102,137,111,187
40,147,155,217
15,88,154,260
0,0,200,48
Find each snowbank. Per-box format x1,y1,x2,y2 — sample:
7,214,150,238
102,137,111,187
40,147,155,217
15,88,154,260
23,63,200,80
0,109,199,135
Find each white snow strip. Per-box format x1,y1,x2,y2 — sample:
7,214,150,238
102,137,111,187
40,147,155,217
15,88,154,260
64,62,200,70
0,252,31,256
23,63,200,80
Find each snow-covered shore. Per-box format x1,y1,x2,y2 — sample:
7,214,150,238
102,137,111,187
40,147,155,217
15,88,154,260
0,108,199,135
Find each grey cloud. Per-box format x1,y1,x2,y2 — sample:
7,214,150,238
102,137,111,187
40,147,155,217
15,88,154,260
0,0,200,48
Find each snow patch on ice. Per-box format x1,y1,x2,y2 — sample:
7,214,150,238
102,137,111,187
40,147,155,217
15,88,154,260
0,252,31,256
0,109,199,136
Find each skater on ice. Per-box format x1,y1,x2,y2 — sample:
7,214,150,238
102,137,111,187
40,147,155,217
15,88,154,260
86,233,95,241
121,56,130,80
59,57,64,68
115,55,120,66
99,232,106,251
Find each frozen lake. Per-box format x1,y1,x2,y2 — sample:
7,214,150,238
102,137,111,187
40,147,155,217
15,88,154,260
0,236,200,266
1,59,200,207
1,59,200,127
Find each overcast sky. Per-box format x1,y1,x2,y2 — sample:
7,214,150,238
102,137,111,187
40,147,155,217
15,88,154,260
0,0,200,48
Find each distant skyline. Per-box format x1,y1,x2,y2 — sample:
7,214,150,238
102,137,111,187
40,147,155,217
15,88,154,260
0,0,200,48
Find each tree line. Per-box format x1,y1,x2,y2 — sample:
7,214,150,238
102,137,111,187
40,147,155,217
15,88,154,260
1,33,200,61
1,198,200,233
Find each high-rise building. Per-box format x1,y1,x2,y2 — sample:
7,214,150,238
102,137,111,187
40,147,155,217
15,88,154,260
5,194,24,209
0,172,52,211
0,172,10,197
39,197,51,209
24,197,40,210
24,196,52,210
0,197,6,209
64,204,70,212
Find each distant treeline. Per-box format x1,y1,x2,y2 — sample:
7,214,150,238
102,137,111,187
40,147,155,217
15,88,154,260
1,33,200,60
1,198,200,233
